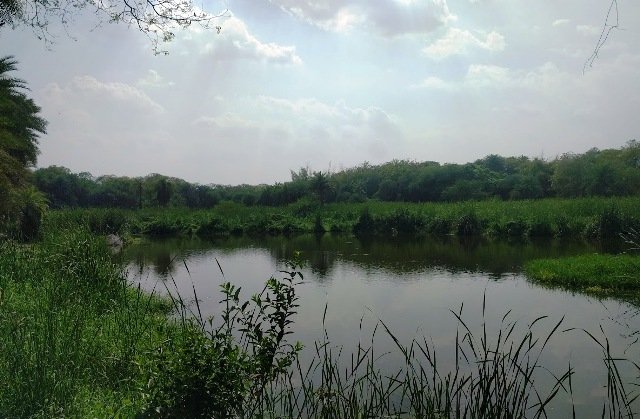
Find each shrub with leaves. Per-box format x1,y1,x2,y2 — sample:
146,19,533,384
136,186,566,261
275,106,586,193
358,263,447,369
141,260,303,418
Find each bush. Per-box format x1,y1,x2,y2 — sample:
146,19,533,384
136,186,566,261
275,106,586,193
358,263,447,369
505,219,529,238
456,212,481,236
142,267,303,417
353,208,376,235
142,218,183,237
88,209,128,235
427,216,451,236
196,216,227,237
529,220,554,238
584,206,623,239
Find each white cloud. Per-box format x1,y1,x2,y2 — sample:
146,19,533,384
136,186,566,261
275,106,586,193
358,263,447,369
465,64,511,87
461,62,571,93
552,19,570,26
37,75,172,177
423,27,505,59
269,0,454,36
576,24,600,36
45,76,165,114
137,70,175,88
414,62,567,91
197,16,302,64
412,76,451,90
191,96,405,171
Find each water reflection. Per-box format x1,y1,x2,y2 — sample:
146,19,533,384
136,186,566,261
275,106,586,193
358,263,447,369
123,234,606,279
121,233,639,417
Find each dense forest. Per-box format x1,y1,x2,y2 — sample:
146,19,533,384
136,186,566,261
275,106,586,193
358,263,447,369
33,141,640,209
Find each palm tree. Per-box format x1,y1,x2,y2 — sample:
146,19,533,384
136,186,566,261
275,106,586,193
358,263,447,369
310,171,331,205
0,56,46,167
0,56,47,238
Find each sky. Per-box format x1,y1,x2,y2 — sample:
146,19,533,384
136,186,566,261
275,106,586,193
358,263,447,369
3,0,640,185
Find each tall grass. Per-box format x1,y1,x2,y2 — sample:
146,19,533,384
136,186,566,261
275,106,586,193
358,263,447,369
47,196,640,240
252,301,576,418
0,228,171,417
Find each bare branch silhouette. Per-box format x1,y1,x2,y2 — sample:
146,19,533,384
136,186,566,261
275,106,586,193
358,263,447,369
584,0,620,73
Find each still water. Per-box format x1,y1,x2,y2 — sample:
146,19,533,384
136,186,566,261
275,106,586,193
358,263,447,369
123,234,639,417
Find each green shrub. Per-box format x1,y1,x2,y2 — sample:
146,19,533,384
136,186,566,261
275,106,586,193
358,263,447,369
353,207,376,235
456,212,481,236
584,206,623,239
313,213,325,234
88,209,128,235
142,218,183,237
196,216,227,237
427,216,451,236
529,219,554,237
505,219,529,238
525,254,640,293
142,267,303,417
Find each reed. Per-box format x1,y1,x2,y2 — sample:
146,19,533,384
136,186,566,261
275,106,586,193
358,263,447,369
256,300,576,418
46,196,640,240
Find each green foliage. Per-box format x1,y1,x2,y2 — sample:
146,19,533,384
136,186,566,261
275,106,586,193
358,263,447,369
584,206,624,239
0,229,172,417
0,56,47,239
313,213,325,233
456,212,481,236
427,216,451,236
17,185,47,241
155,177,172,207
353,207,375,235
505,218,529,238
310,171,332,204
552,143,640,198
525,254,640,294
141,262,303,417
195,215,227,237
46,196,640,242
31,142,640,211
32,166,95,208
141,325,250,418
87,208,128,235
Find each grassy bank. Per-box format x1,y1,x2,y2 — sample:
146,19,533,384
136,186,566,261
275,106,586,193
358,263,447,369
0,228,171,416
525,253,640,298
46,196,640,241
0,227,304,417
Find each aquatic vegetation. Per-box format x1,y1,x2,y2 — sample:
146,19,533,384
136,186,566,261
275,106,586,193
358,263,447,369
45,196,640,241
525,254,640,294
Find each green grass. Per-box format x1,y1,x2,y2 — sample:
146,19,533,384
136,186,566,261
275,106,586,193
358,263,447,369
525,254,640,295
0,228,173,417
45,196,640,240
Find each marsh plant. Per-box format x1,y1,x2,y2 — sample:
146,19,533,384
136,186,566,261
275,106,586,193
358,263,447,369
140,259,304,418
257,300,575,419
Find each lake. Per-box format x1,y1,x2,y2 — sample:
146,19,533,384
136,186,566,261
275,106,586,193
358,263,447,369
122,234,639,417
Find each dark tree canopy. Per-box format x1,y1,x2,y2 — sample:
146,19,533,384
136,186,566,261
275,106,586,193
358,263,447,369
31,141,640,211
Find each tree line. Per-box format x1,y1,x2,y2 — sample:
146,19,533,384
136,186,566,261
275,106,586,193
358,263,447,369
33,141,640,210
